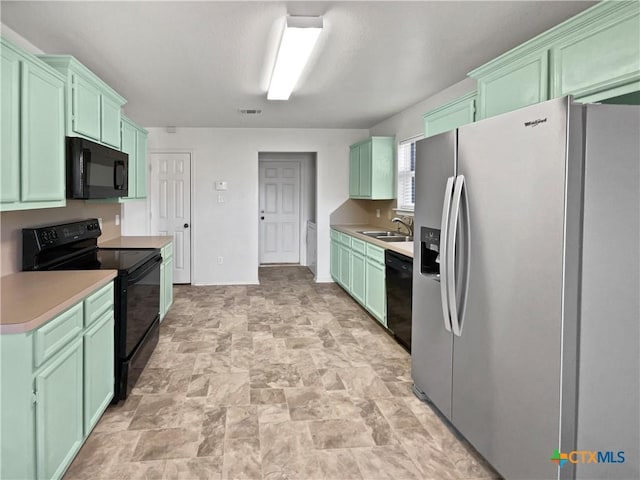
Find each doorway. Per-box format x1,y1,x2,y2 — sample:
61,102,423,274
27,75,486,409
258,153,316,268
149,152,192,284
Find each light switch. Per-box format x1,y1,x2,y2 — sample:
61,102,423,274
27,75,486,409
217,194,225,203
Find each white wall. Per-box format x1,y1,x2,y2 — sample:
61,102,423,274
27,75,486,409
122,128,367,285
369,77,477,141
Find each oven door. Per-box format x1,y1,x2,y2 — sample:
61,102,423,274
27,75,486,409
121,255,161,358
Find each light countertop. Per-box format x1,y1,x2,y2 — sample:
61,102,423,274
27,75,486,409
99,235,173,249
331,224,414,258
1,270,117,334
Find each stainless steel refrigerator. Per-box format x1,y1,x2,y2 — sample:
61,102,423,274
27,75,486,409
411,97,639,480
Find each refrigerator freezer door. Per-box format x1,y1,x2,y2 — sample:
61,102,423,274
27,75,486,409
411,131,456,419
452,98,570,479
575,104,639,480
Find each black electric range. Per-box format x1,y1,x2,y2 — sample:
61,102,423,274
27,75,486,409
22,219,161,402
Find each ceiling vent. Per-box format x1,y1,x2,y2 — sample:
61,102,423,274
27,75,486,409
239,108,263,115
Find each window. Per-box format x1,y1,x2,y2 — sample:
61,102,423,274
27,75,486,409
397,136,421,211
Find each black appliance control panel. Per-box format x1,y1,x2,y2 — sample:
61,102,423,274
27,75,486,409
31,219,101,248
23,219,102,270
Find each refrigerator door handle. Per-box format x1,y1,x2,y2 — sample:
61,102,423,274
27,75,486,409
447,174,470,337
440,176,455,333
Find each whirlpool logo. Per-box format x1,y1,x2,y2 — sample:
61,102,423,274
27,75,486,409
524,118,547,127
550,449,625,468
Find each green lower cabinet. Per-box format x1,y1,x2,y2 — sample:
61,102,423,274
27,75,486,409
423,91,476,138
164,256,174,315
0,281,115,480
330,239,340,281
160,242,174,321
329,230,387,326
350,250,366,304
35,337,84,480
338,244,351,290
83,311,115,435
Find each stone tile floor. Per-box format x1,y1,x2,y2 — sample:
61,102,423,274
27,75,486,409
65,266,499,480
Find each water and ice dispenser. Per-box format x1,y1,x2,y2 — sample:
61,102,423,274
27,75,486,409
420,226,441,277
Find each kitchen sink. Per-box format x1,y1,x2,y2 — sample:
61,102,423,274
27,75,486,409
358,230,390,237
357,231,412,242
378,236,413,242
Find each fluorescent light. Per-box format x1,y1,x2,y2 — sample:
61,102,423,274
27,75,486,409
268,16,323,100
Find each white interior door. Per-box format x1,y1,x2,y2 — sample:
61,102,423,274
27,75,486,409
150,152,191,283
259,161,300,264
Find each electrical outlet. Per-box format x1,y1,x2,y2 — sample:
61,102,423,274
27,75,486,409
217,194,225,203
376,209,380,218
115,214,120,226
217,256,224,265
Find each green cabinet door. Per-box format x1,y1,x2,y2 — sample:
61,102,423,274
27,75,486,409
350,250,366,305
550,2,640,102
72,75,101,141
339,244,351,290
121,118,137,199
358,141,372,198
330,239,340,281
101,95,121,148
83,312,114,435
475,50,549,119
423,92,476,138
35,337,83,480
21,61,65,204
365,258,386,326
1,44,20,204
348,137,395,200
349,146,360,197
164,256,174,315
136,130,148,198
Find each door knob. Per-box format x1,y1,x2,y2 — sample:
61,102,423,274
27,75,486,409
184,223,189,228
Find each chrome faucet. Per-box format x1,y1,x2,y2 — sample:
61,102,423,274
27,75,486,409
391,217,413,236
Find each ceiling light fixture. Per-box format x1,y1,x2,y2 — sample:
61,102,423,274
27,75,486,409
267,16,323,101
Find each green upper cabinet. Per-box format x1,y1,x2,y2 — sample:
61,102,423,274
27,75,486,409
423,91,477,138
550,2,640,103
472,50,549,120
37,54,127,149
136,127,148,198
469,1,640,119
120,115,148,200
349,136,395,200
1,38,66,212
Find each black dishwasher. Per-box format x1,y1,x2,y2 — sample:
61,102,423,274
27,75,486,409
385,250,413,352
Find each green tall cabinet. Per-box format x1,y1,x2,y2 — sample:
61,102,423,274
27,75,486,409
1,38,66,212
349,136,395,199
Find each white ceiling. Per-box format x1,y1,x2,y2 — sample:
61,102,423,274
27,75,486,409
1,1,596,129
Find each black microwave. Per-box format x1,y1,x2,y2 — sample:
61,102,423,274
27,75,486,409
67,137,128,199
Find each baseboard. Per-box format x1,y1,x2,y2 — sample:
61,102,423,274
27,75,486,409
314,276,335,283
